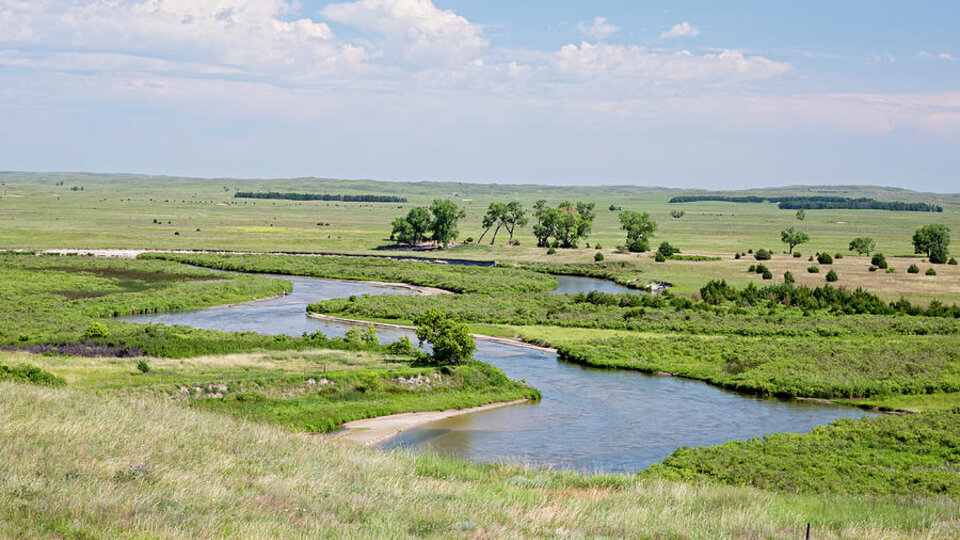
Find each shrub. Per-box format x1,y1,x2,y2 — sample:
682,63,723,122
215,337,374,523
885,268,896,273
0,363,66,387
871,253,888,269
546,247,557,255
84,321,110,339
136,359,151,373
594,252,605,262
908,264,920,274
654,252,667,262
926,268,937,276
734,253,741,260
868,266,878,272
807,266,820,273
761,269,773,280
825,269,839,282
834,253,843,259
783,271,795,284
748,264,757,273
793,252,802,258
657,242,679,258
754,249,772,260
385,336,416,355
949,257,958,265
748,249,753,254
627,238,650,253
464,237,474,243
754,264,769,275
595,244,603,250
816,252,833,265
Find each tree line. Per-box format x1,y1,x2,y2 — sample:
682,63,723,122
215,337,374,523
669,195,943,212
235,192,407,203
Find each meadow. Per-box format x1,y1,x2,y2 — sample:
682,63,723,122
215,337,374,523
2,172,960,537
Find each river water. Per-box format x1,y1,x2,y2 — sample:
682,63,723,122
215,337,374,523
124,273,872,474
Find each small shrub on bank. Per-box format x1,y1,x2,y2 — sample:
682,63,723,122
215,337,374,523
136,359,151,373
816,252,833,265
754,249,772,261
950,258,958,265
761,269,773,280
654,252,667,262
826,269,839,282
926,268,938,276
546,247,557,255
594,252,605,262
908,264,920,274
84,321,110,340
784,271,795,284
657,242,679,258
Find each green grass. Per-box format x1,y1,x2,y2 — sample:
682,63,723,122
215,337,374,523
644,409,960,495
2,173,958,303
3,380,960,538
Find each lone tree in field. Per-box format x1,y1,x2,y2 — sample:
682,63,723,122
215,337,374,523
619,210,658,252
848,237,876,256
428,199,467,248
413,310,476,365
780,227,809,254
913,224,951,264
390,206,431,246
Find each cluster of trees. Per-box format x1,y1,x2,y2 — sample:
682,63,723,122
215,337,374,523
390,199,466,248
669,195,942,212
532,201,597,248
235,192,407,203
478,202,527,245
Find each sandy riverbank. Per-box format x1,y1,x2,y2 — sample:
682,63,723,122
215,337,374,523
306,313,557,352
331,399,531,447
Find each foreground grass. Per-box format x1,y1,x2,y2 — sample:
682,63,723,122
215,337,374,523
2,349,537,433
3,381,959,539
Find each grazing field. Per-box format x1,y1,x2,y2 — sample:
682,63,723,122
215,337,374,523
2,172,959,303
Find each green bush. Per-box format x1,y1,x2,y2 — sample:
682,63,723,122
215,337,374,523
871,253,888,269
136,359,151,373
825,269,839,282
926,268,938,276
412,310,476,366
627,238,649,253
793,252,802,258
949,258,958,265
84,321,110,339
783,271,795,284
734,253,741,260
0,363,66,387
816,252,833,265
868,266,878,272
754,249,772,261
908,264,920,274
654,252,667,262
546,247,556,255
807,266,819,273
761,269,773,280
657,242,679,258
594,252,605,262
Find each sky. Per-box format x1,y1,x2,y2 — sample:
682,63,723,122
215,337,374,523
0,0,958,191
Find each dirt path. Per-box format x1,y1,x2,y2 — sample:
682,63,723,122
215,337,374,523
330,399,531,447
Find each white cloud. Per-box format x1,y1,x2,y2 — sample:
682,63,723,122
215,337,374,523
661,22,700,40
939,53,955,61
321,0,487,64
578,17,619,41
552,43,789,83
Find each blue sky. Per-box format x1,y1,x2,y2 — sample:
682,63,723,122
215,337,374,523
0,0,958,191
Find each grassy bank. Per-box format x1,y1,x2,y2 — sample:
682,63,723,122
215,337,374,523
2,380,959,539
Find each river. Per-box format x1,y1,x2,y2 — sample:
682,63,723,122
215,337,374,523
124,273,872,474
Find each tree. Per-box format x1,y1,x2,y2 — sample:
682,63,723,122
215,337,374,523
390,206,431,246
533,201,594,248
477,203,506,244
848,237,876,256
428,199,466,248
795,209,806,221
913,224,951,264
780,227,809,254
619,211,658,253
412,310,476,365
502,201,528,244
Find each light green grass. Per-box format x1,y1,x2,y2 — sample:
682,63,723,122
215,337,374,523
3,381,959,539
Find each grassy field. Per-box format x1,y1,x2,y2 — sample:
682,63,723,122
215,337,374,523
2,172,958,303
3,381,960,539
